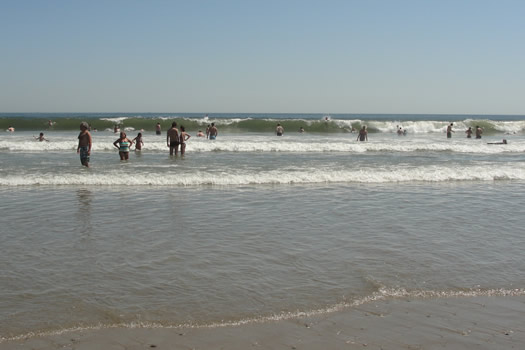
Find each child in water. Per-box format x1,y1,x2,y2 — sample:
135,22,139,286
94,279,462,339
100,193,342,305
35,132,49,142
133,132,144,151
179,126,191,155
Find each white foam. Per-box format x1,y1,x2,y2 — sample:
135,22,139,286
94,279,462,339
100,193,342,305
2,137,525,154
2,163,524,186
99,117,131,123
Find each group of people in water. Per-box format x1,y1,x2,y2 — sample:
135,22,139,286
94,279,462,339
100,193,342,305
76,121,219,167
5,120,510,169
278,123,369,141
447,123,484,139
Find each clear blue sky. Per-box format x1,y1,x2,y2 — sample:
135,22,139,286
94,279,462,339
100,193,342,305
1,0,524,114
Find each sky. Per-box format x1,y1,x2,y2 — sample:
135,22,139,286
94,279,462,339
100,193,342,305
1,0,524,114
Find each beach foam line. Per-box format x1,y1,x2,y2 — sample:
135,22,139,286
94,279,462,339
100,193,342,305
1,139,525,153
2,287,524,343
1,164,524,186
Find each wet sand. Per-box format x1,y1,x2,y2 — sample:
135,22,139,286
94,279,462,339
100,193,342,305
2,296,524,350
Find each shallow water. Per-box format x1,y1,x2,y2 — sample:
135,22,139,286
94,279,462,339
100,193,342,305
1,119,525,339
1,182,525,338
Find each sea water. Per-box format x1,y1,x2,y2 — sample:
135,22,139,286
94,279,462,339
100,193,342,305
1,113,525,340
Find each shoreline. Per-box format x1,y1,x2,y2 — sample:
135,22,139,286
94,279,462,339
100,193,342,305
2,295,524,349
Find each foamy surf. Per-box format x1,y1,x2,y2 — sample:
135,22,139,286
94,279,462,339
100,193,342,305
1,138,524,154
1,164,524,186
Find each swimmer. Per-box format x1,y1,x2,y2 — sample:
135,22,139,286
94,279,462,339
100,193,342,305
167,122,180,155
113,131,133,160
197,130,205,137
299,127,305,133
208,123,218,140
77,122,92,167
466,127,473,138
446,123,454,138
276,123,284,136
132,132,144,151
475,125,483,139
35,132,49,142
357,126,368,142
179,126,191,156
7,126,14,132
206,124,211,139
155,122,161,135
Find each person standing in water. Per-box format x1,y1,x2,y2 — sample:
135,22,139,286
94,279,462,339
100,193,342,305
133,132,144,151
206,124,211,139
166,122,180,155
179,126,191,156
113,132,133,160
156,123,162,135
209,123,218,140
447,123,454,138
77,122,92,167
275,123,284,136
357,126,368,141
466,127,473,138
475,126,483,139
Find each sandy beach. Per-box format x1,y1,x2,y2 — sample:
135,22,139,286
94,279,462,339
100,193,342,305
2,296,524,350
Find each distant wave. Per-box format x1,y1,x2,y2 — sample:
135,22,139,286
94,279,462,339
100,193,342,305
2,164,524,186
1,115,524,134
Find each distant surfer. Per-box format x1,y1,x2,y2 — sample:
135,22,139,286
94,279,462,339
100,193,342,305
475,126,483,139
447,123,454,138
77,122,92,167
465,127,473,138
488,139,507,145
357,126,368,142
276,123,284,136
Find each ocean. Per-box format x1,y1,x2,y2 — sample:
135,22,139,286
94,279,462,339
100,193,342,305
1,113,525,341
